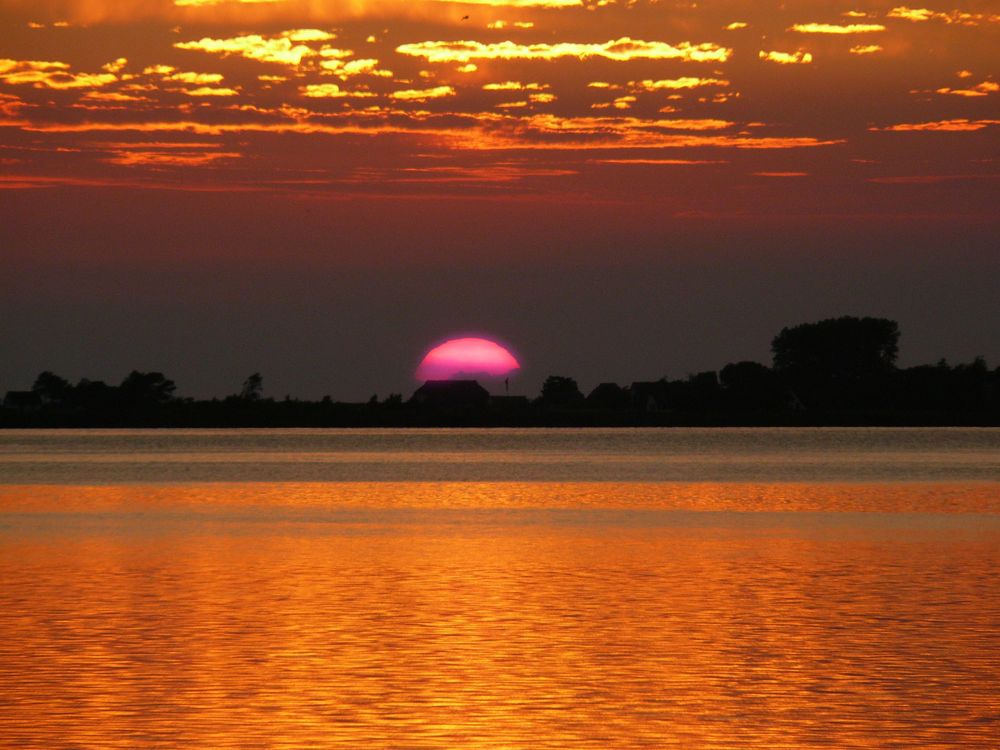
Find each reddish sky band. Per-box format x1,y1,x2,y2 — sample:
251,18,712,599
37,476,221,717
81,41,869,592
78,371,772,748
3,1,998,202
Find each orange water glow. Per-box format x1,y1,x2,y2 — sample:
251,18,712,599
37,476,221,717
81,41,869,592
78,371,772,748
1,481,999,748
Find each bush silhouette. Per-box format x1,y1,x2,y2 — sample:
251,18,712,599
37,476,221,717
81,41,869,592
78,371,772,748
540,375,584,406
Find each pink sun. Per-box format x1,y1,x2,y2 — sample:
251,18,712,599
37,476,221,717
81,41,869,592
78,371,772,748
416,337,521,381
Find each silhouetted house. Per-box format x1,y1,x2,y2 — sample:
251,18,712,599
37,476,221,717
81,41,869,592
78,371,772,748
587,382,628,409
490,395,530,411
628,381,670,412
3,391,42,412
411,380,490,409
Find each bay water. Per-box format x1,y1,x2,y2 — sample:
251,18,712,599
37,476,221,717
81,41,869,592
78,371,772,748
1,428,998,748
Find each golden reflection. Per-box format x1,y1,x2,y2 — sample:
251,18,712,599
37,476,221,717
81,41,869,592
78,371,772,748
3,481,1000,514
1,481,999,748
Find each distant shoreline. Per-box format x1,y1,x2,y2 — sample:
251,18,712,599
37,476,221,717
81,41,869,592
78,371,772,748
6,318,998,429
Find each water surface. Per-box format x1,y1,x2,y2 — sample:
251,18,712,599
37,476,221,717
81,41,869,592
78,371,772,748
2,427,999,483
1,429,998,748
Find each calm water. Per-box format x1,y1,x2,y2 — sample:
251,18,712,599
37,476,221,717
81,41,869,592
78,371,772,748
1,428,998,748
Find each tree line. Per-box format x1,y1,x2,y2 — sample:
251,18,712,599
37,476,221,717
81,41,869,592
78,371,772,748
3,317,999,426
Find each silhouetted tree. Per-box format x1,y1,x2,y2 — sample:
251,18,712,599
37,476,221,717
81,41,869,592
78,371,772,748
120,371,176,405
772,316,899,408
240,373,263,401
628,379,670,412
540,375,584,406
32,371,72,404
720,361,770,390
73,378,115,410
951,357,992,411
772,316,899,379
892,357,995,413
720,361,782,410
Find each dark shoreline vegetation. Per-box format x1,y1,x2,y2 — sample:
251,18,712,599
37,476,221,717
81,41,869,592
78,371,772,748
4,317,999,428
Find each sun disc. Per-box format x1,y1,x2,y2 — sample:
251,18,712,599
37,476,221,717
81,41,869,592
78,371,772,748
416,337,520,380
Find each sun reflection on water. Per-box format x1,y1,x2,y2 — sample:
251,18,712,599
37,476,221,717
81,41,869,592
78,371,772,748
1,481,999,748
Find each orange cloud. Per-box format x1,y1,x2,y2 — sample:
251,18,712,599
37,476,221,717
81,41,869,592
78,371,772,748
657,118,732,130
592,158,726,165
933,81,999,97
106,148,241,167
873,119,1000,131
633,77,729,91
353,163,578,185
487,21,535,29
102,58,129,74
790,23,885,33
886,6,1000,25
175,31,337,66
396,38,732,64
301,83,377,98
164,71,225,84
6,107,843,154
849,44,883,55
759,50,813,64
94,140,221,149
389,85,456,100
180,86,240,96
0,59,118,89
0,92,27,116
320,58,394,79
80,92,145,103
6,117,461,143
483,81,550,91
499,113,835,150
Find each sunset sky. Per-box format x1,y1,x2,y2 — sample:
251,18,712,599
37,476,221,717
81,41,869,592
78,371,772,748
2,0,998,399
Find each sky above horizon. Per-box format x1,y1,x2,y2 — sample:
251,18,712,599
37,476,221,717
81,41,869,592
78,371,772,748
2,0,998,399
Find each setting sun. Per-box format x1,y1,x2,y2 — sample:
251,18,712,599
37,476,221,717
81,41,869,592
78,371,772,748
416,336,520,380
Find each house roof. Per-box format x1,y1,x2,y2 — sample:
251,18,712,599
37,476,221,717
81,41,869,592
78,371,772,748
414,379,489,396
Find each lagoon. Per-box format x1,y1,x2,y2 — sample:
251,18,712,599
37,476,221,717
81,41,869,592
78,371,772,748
1,428,998,748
